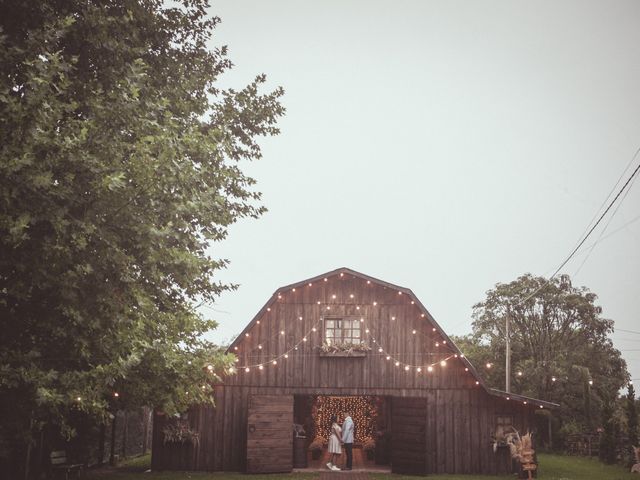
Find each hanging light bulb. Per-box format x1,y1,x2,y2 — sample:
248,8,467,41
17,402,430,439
284,354,289,359
395,361,400,367
258,365,264,370
440,360,447,367
417,367,422,373
386,356,391,361
427,366,433,372
404,366,410,371
245,367,250,373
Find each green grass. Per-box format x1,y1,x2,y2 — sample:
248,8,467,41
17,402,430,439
87,453,636,479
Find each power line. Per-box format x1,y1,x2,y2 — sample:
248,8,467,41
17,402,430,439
514,151,640,307
615,328,640,336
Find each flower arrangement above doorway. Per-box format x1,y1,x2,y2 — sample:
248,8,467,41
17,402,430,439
317,341,372,357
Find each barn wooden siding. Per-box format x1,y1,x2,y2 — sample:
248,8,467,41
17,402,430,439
152,385,535,473
151,269,544,473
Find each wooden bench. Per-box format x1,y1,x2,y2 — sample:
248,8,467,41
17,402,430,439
50,450,83,480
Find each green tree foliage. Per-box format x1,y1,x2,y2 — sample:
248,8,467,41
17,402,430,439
0,0,283,469
466,274,628,441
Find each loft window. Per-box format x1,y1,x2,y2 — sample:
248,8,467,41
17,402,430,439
324,317,362,345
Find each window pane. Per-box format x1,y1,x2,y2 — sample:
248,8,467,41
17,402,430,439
326,320,334,329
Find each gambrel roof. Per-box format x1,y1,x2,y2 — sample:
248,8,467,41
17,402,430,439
227,266,557,409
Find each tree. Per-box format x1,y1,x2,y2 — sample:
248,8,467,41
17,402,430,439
626,383,639,465
599,395,617,464
468,274,628,445
0,0,283,475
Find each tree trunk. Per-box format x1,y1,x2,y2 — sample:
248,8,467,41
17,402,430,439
121,411,128,459
98,422,106,465
142,407,150,455
109,413,117,466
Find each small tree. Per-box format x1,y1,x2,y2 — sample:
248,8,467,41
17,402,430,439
626,383,639,466
599,396,617,464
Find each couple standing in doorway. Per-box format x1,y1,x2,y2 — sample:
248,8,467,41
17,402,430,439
327,412,354,471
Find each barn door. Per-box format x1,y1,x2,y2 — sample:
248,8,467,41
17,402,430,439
246,394,293,473
391,396,427,474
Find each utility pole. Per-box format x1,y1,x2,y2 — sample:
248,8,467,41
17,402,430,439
505,308,511,393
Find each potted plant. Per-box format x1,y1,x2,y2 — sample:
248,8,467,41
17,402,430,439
363,437,376,460
309,436,324,460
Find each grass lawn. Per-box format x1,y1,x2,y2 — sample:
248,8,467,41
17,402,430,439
87,453,637,480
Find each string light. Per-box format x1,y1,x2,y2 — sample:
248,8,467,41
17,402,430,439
231,283,486,386
313,396,377,444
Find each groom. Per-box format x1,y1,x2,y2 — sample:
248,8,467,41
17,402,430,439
341,412,354,470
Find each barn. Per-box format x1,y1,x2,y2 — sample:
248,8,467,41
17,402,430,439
151,267,555,474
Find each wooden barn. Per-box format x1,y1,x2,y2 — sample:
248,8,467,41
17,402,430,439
152,267,555,475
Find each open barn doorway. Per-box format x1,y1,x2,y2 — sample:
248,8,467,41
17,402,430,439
293,395,391,472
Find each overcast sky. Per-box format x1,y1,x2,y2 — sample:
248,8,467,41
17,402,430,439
201,0,640,385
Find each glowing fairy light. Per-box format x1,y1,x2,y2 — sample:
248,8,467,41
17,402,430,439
440,360,447,367
427,366,433,372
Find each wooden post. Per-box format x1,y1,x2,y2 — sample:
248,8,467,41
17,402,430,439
505,310,511,393
548,415,552,450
